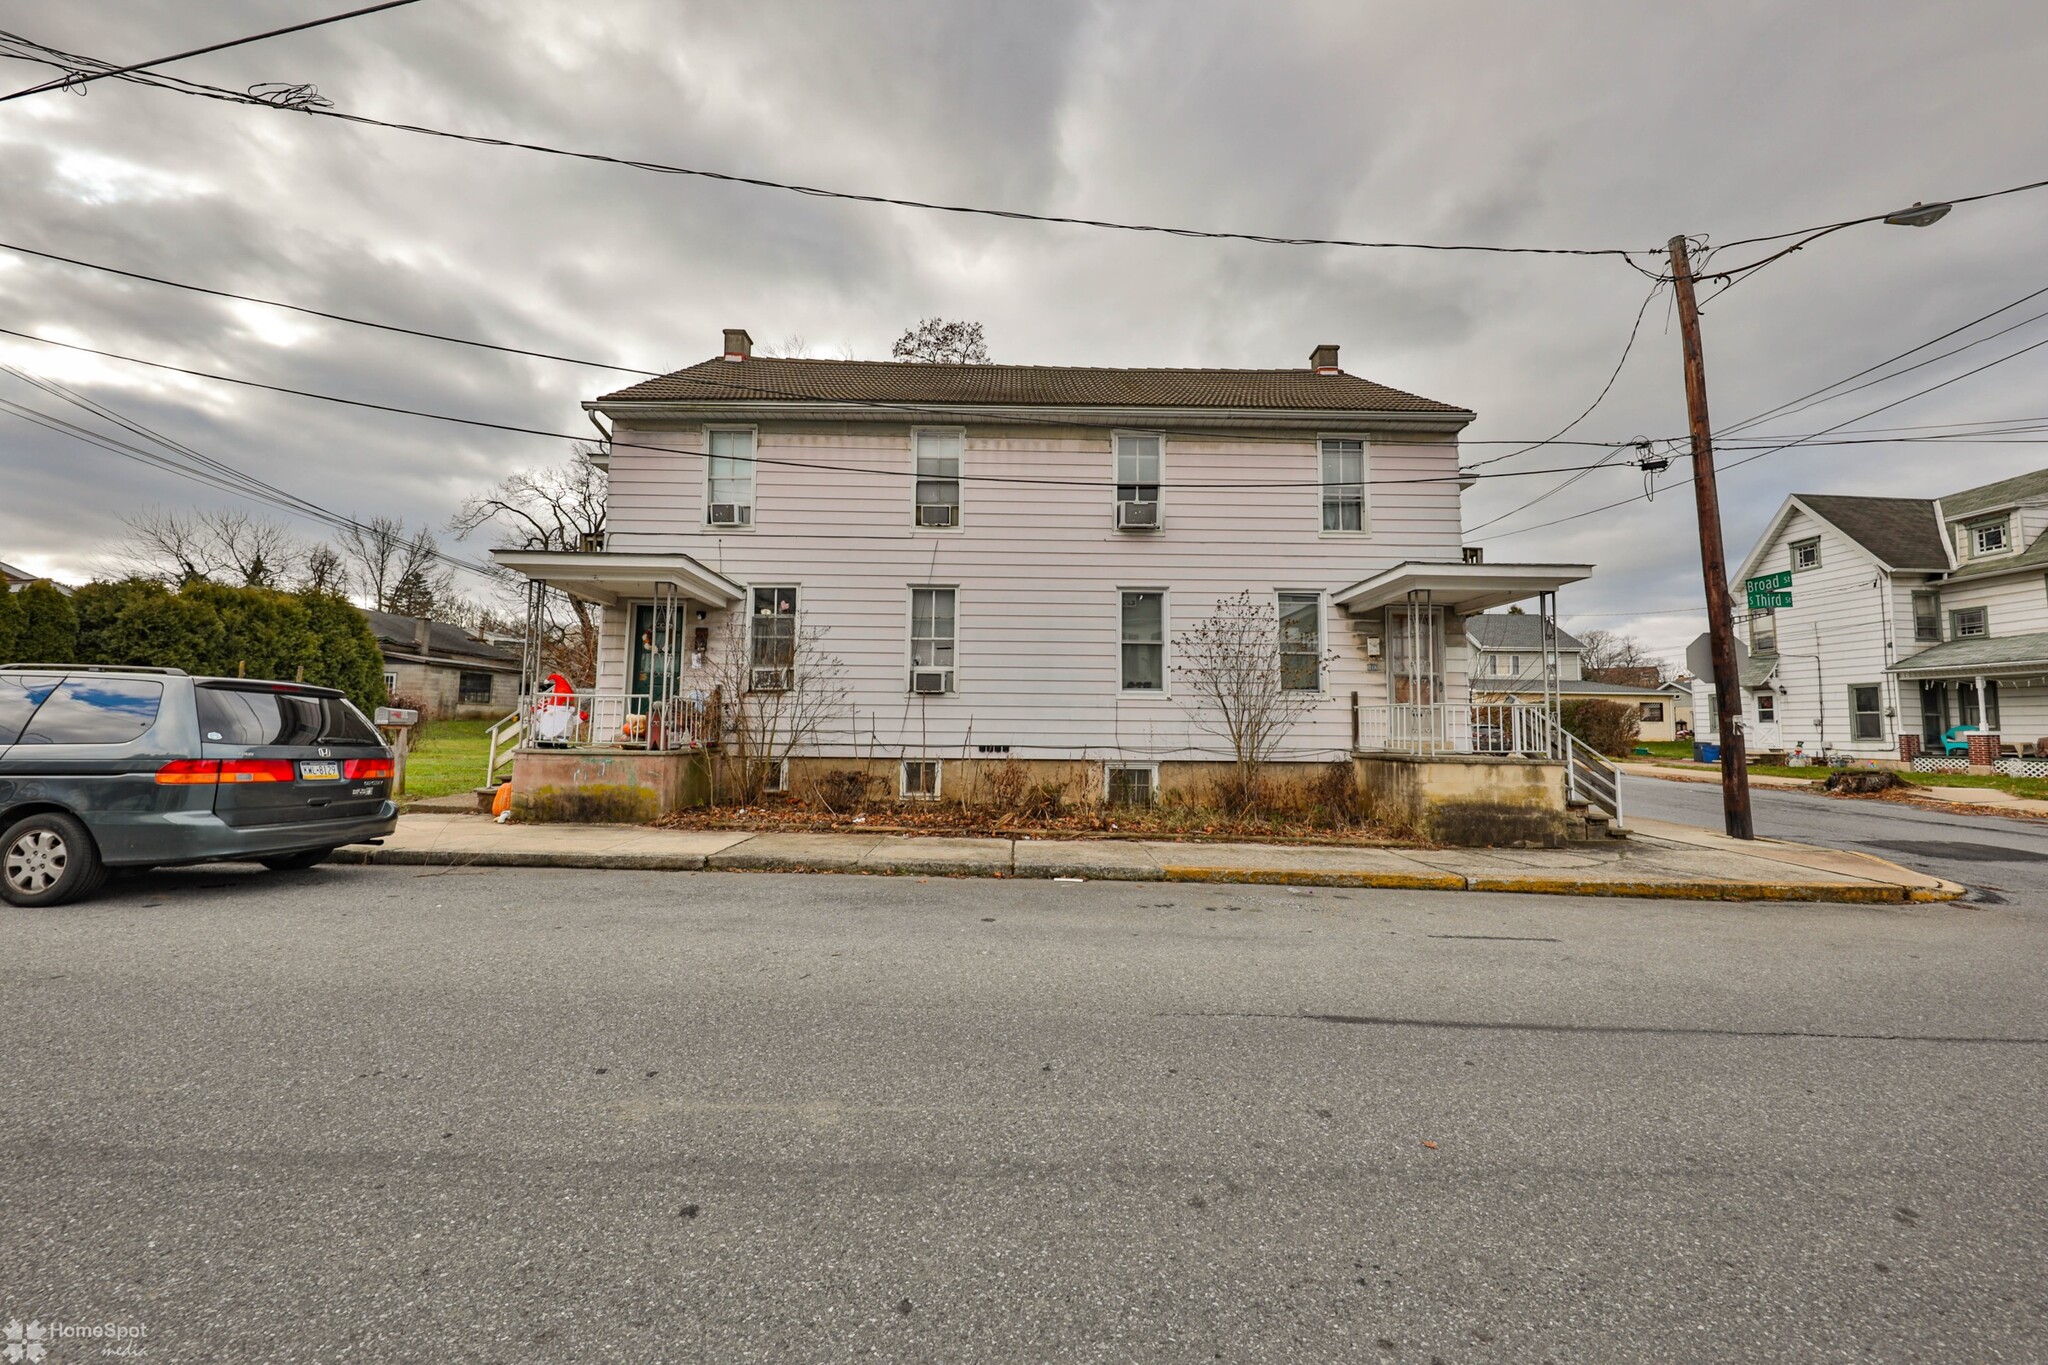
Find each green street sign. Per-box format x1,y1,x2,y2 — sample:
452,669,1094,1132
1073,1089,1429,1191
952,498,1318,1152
1745,570,1792,594
1747,589,1793,610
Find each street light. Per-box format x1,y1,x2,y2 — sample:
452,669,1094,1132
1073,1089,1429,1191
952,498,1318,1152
1884,201,1953,227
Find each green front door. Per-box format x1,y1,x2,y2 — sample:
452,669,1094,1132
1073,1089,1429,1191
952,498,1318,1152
629,604,681,715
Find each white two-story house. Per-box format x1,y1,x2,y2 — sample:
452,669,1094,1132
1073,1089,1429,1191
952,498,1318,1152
494,329,1593,811
1694,467,2048,766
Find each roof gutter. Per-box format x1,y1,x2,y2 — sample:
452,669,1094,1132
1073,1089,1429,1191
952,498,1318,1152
583,398,1475,437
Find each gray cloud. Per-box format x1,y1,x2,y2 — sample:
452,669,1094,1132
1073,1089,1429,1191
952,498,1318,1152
1,0,2044,658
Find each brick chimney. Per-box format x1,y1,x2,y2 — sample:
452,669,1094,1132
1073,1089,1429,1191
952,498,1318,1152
1310,343,1340,374
722,328,752,362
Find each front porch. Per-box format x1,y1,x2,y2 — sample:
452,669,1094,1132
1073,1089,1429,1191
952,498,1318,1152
489,549,745,816
1890,631,2048,778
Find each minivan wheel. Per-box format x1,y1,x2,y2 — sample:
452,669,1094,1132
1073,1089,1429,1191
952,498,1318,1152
1,812,108,907
258,848,334,872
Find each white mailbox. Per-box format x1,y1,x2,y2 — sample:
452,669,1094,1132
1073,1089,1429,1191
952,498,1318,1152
375,706,420,728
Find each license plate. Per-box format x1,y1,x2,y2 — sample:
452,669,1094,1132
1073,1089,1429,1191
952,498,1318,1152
298,761,341,781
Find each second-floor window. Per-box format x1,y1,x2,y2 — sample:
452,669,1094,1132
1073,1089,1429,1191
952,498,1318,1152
1951,606,1988,638
1962,516,2009,557
1791,538,1820,571
1278,591,1321,691
707,430,755,526
1912,591,1941,642
1115,433,1162,526
914,431,962,528
1320,439,1366,532
1750,608,1777,655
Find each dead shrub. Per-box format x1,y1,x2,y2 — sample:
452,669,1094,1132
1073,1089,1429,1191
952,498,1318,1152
809,768,880,812
1020,779,1069,819
983,755,1029,812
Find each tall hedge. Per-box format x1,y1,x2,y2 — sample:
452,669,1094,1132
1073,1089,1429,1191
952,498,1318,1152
43,578,388,711
0,586,22,661
1559,698,1641,758
12,580,77,664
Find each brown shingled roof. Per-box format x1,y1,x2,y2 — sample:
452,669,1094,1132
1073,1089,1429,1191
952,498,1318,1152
594,355,1467,414
1795,494,1949,571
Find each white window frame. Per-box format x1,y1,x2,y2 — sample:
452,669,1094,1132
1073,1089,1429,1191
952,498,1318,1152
705,427,758,529
1104,762,1159,807
911,428,964,531
1969,517,2010,557
756,757,789,793
900,758,941,800
1756,692,1777,723
382,670,399,693
1791,537,1820,572
1318,436,1369,535
747,584,800,690
1118,588,1168,694
1113,431,1164,519
1277,590,1324,694
1750,609,1777,655
907,585,958,695
1848,684,1884,741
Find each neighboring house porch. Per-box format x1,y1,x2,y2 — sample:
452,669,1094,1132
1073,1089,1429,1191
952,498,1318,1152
1889,630,2048,776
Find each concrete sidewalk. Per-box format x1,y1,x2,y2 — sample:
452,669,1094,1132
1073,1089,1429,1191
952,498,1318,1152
335,813,1962,904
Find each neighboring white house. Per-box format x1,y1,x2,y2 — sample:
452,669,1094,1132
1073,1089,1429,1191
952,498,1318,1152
493,329,1594,806
1692,467,2048,763
1466,614,1685,741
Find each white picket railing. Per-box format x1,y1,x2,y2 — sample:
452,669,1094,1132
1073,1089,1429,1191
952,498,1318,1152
484,710,523,785
514,690,713,754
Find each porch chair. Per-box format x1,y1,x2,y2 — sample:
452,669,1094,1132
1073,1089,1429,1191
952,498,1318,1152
1939,725,1977,757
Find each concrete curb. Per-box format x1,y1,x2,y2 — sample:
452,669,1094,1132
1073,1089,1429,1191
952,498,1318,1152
333,844,1962,903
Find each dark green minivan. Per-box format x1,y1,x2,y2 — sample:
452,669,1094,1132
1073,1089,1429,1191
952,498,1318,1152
0,665,399,907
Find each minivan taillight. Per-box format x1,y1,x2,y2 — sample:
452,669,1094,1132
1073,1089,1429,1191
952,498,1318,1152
155,759,221,785
218,759,295,784
344,758,394,781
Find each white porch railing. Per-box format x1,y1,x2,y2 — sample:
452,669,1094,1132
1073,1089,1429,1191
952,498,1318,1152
516,690,713,753
1353,700,1623,830
484,710,522,784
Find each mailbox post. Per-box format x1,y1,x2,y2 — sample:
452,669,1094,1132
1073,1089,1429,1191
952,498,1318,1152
375,706,420,796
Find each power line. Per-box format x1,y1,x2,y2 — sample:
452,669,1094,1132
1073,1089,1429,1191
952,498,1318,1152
0,1,420,104
0,325,1658,491
1464,279,1664,471
0,29,1660,266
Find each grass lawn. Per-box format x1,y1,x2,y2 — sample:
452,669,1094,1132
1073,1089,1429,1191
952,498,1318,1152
398,719,494,801
1637,740,1696,760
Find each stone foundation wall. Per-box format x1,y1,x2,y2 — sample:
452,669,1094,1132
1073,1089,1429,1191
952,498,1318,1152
511,748,710,822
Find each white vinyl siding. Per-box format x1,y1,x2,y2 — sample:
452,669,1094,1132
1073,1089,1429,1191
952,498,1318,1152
1120,590,1166,692
707,429,756,525
1319,438,1366,532
913,430,962,528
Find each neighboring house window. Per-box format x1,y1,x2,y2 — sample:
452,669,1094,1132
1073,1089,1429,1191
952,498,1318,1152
1704,692,1718,734
458,671,493,704
1120,591,1166,691
1115,433,1161,523
1965,517,2009,557
913,430,962,528
1756,693,1776,723
1105,764,1156,807
1912,591,1941,643
1641,702,1665,722
1791,538,1820,571
901,759,940,799
1319,438,1366,532
1278,591,1321,691
1485,652,1502,677
1750,609,1777,655
707,430,755,526
1951,606,1989,639
383,670,399,693
749,585,799,688
1507,653,1521,676
1849,684,1884,741
910,587,957,692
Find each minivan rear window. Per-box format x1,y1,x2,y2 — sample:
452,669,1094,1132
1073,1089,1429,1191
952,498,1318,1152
16,678,164,745
0,674,63,746
197,688,383,747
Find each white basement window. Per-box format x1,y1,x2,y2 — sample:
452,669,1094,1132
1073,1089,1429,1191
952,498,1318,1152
1105,764,1156,807
901,759,940,799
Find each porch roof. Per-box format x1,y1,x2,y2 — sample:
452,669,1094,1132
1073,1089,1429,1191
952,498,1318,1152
1888,630,2048,679
490,550,744,608
1332,560,1593,616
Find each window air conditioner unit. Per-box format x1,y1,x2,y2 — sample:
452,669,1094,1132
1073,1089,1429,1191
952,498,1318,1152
911,669,951,695
1116,500,1161,530
751,668,789,692
708,502,750,526
916,503,958,528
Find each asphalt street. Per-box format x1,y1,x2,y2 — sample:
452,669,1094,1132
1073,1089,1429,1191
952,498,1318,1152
5,859,2046,1363
1624,774,2048,908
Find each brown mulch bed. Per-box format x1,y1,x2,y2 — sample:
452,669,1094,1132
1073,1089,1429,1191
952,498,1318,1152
653,800,1406,846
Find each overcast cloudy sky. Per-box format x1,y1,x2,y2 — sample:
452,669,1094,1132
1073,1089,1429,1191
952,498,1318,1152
1,0,2043,660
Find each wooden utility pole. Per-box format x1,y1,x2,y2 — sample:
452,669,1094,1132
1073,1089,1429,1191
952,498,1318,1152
1668,234,1754,839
